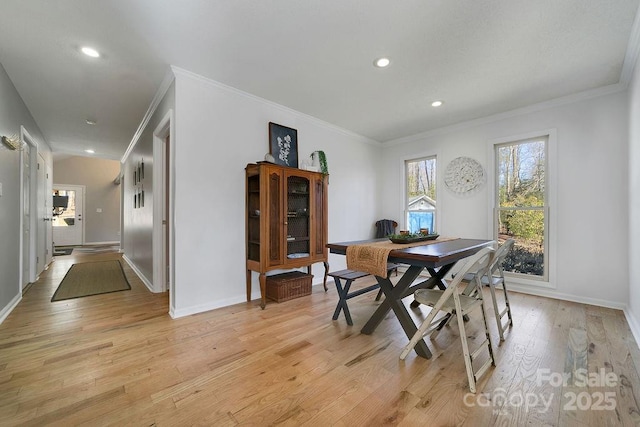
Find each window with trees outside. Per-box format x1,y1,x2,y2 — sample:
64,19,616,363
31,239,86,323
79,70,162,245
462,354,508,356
495,136,548,280
405,156,436,234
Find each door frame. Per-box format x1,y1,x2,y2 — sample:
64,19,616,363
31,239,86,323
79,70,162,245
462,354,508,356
19,126,38,287
45,163,52,266
152,109,174,311
35,152,46,276
52,184,86,246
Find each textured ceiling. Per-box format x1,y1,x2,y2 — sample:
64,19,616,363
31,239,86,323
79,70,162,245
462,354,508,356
0,0,638,160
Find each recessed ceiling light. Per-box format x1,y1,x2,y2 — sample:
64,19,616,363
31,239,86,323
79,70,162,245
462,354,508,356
85,149,95,154
431,100,444,107
85,119,97,125
374,57,391,68
81,46,100,58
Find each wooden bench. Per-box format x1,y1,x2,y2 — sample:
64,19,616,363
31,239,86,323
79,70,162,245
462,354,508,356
329,263,399,326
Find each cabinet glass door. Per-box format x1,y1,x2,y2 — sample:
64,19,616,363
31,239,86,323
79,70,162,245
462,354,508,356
286,174,310,259
246,173,261,262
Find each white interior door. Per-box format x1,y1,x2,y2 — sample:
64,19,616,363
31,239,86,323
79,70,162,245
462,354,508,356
45,164,52,264
36,154,46,274
52,184,85,246
163,134,170,291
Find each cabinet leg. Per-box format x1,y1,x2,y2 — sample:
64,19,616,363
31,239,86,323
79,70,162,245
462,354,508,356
323,261,329,292
259,273,267,309
246,270,252,302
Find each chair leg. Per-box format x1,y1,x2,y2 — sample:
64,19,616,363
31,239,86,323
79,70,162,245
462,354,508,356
455,297,477,393
456,287,495,393
479,294,496,368
488,281,503,341
375,288,383,301
489,278,513,341
399,306,443,360
502,280,513,327
431,311,455,338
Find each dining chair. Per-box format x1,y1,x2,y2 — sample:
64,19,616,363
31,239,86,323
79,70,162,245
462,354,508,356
399,246,496,393
460,238,515,341
374,219,398,238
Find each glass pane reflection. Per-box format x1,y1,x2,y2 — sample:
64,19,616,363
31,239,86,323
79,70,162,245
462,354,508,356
52,190,76,227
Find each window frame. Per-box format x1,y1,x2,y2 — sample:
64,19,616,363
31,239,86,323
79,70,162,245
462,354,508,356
404,155,438,234
487,129,557,289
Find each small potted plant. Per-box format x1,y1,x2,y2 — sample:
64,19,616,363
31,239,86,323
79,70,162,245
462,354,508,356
312,150,329,181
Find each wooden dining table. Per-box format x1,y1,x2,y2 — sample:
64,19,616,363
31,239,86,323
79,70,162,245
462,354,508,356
326,237,493,359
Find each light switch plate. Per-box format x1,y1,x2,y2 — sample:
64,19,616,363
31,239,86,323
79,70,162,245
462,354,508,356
96,208,102,213
0,182,3,197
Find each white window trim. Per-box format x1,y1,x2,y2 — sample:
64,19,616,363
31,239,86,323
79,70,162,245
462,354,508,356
401,151,440,233
487,129,557,289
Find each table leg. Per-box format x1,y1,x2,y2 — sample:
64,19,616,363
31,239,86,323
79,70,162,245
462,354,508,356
361,266,421,333
361,266,432,358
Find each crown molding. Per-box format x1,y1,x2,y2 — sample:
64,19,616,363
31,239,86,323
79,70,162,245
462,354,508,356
170,66,381,147
385,83,626,147
620,4,640,86
121,68,176,163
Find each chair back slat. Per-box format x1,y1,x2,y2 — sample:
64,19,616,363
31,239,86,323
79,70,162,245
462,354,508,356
415,247,493,336
490,238,515,274
449,246,495,290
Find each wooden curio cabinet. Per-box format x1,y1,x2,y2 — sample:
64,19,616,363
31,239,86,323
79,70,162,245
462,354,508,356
246,162,328,308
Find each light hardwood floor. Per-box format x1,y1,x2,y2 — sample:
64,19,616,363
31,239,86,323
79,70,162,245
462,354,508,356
1,250,640,426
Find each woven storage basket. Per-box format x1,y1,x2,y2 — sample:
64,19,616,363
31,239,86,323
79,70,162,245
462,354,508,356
266,271,312,302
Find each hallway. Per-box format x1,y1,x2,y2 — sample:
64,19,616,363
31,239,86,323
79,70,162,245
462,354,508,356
0,248,169,424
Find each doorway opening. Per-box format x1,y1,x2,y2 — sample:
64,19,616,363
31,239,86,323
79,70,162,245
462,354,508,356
52,184,86,247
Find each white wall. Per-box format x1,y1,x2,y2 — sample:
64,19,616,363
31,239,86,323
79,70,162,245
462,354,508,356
627,54,640,339
381,90,629,308
171,68,382,317
0,62,52,322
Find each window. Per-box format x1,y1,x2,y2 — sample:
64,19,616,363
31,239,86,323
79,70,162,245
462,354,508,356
52,189,77,227
494,136,548,280
405,156,436,233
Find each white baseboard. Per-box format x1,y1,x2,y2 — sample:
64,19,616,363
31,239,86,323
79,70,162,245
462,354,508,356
506,283,626,310
171,295,250,318
121,254,156,293
624,307,640,349
0,293,22,325
83,241,120,246
172,282,331,319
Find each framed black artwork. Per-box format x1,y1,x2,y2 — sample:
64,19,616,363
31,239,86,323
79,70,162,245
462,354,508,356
269,122,298,168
